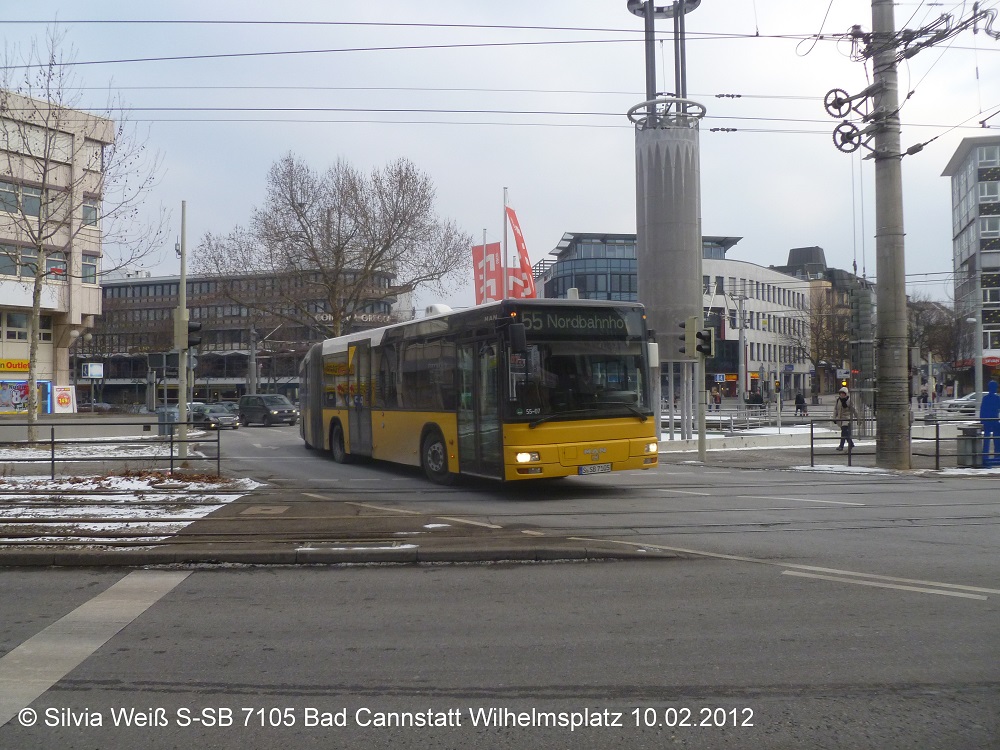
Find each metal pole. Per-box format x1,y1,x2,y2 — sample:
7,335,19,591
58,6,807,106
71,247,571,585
871,0,911,469
177,201,188,460
697,354,706,461
667,363,675,439
646,0,657,114
502,187,509,301
677,0,687,98
248,327,257,395
974,266,984,407
481,228,487,304
737,295,746,416
774,319,782,432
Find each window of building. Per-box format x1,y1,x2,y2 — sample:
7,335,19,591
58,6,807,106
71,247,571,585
0,182,42,216
982,217,1000,238
978,145,1000,167
82,254,99,284
5,312,28,340
45,251,67,277
19,250,37,277
37,314,52,341
82,197,100,226
0,245,17,276
21,186,41,217
981,182,999,203
0,182,16,213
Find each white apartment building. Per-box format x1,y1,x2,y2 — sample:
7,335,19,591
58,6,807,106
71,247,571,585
702,251,811,398
0,91,112,414
942,136,1000,389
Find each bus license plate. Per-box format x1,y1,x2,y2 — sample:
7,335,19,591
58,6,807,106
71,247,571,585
578,463,611,475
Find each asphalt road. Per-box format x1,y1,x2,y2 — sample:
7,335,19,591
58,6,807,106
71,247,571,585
1,424,997,749
0,563,996,750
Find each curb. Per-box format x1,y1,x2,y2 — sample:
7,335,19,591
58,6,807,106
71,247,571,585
0,543,671,568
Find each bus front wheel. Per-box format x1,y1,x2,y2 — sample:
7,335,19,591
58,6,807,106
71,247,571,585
330,422,352,464
421,430,454,485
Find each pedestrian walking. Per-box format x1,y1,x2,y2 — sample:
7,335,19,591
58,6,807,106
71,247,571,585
833,386,859,451
794,392,808,417
710,386,722,412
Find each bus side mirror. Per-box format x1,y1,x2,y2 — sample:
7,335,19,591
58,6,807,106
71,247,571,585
509,322,526,354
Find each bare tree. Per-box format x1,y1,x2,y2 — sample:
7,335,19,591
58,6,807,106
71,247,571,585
194,153,471,337
804,284,851,392
0,27,164,433
908,294,956,363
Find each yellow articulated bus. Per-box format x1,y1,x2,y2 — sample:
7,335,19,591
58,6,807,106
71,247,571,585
299,299,658,483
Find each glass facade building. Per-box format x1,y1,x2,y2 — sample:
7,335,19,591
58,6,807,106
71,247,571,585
540,233,638,301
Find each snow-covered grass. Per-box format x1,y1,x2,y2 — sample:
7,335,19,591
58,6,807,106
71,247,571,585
0,472,261,545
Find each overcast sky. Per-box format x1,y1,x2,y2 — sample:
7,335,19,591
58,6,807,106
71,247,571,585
5,1,1000,309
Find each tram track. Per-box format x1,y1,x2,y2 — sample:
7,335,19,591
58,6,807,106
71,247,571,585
2,466,999,549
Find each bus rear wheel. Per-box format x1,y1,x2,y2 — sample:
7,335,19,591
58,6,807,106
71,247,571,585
330,422,352,464
421,430,453,485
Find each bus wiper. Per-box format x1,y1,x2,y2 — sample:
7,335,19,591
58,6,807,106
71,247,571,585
528,409,597,429
619,403,648,422
529,405,648,429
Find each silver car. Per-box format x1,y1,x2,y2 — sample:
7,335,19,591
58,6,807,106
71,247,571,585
191,403,241,429
936,393,980,416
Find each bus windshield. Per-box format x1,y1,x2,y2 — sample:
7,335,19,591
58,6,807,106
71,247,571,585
506,339,649,423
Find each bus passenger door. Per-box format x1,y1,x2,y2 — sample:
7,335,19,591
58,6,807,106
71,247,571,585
457,341,502,478
348,342,373,456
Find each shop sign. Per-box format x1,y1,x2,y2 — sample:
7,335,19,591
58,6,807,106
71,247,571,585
1,359,30,372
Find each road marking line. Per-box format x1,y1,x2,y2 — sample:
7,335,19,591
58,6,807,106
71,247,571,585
343,501,420,516
435,516,503,529
738,494,865,506
781,571,988,600
0,571,191,728
656,489,713,497
567,538,1000,596
239,506,290,515
521,530,546,536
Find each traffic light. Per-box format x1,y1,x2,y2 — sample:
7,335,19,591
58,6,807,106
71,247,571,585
841,378,849,389
173,308,203,350
186,321,203,349
678,315,698,356
695,327,715,358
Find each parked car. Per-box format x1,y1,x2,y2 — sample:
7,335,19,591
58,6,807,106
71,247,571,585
937,392,981,416
190,403,240,430
212,401,240,416
78,402,114,412
238,393,299,426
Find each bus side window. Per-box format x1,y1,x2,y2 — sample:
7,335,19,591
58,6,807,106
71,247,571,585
376,345,398,409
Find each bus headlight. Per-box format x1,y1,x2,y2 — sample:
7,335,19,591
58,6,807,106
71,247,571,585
645,442,658,453
516,452,540,463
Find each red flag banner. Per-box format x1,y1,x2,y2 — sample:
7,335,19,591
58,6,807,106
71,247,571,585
472,242,503,304
504,206,536,299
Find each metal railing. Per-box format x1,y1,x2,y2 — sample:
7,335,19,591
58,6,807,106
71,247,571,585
806,417,1000,470
0,420,221,479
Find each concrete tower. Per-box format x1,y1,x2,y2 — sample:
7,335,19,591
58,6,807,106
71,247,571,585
627,0,706,444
